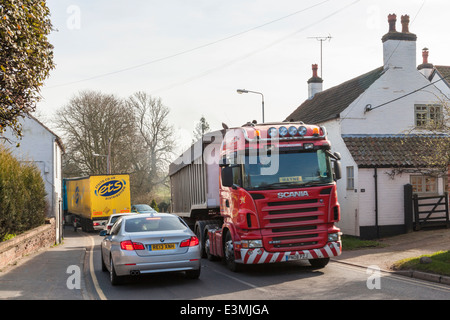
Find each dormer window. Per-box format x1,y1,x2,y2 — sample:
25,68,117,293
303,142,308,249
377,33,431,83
415,104,443,128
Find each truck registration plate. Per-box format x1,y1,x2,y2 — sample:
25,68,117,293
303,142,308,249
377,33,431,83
286,252,307,261
150,243,175,251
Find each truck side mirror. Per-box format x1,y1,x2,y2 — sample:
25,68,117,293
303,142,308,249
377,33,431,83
334,161,342,181
221,166,233,187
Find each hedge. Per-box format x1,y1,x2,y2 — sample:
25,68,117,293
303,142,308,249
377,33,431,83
0,146,47,241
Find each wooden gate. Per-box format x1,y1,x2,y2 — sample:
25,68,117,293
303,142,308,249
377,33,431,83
413,193,449,230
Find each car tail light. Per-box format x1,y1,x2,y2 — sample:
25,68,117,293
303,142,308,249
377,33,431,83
93,222,100,226
180,236,199,247
120,240,145,251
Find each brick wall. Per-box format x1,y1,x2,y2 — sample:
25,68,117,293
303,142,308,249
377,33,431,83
0,218,56,270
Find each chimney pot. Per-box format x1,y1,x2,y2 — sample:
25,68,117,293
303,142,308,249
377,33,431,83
307,63,323,99
401,15,410,33
312,64,319,78
387,14,397,32
422,47,429,64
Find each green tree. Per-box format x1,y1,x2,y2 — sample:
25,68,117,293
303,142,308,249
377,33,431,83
0,146,46,240
150,199,159,212
0,1,55,138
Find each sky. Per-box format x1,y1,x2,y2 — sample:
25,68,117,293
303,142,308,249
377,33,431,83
37,0,450,153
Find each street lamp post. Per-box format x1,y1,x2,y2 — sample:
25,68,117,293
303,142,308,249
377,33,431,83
236,89,265,123
93,138,111,174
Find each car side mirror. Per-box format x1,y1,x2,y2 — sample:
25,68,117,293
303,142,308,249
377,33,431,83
99,230,108,237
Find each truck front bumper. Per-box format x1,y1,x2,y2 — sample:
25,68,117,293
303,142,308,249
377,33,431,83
238,241,341,264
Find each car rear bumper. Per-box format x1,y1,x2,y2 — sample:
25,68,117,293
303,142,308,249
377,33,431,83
238,241,341,264
113,249,201,276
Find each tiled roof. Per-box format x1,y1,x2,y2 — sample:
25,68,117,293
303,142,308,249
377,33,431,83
343,134,450,168
434,65,450,87
285,67,384,124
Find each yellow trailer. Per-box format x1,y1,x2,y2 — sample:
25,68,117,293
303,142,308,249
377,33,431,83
64,174,131,231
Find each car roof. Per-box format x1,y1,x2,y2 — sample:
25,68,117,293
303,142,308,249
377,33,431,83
109,212,136,218
119,212,174,220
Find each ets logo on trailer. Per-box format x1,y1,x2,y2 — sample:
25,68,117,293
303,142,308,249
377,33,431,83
95,178,127,199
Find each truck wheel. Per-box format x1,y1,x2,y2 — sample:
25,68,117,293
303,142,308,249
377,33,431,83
204,229,218,261
195,221,207,258
224,232,240,272
308,258,330,269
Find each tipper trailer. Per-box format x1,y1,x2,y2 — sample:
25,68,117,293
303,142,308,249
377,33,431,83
169,122,342,271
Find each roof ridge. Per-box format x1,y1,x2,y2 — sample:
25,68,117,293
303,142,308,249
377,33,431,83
286,66,385,124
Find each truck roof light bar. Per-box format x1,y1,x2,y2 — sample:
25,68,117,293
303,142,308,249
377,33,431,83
241,126,327,142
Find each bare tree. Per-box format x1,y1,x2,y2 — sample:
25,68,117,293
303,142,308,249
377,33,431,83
399,97,450,177
192,115,210,143
53,90,136,176
127,92,176,196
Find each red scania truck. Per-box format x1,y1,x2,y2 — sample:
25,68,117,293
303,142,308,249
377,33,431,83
169,122,342,271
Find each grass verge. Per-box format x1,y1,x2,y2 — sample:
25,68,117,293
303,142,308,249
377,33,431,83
392,251,450,277
341,235,387,251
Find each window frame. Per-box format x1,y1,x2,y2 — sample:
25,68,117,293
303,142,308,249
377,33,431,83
346,166,354,190
410,175,438,195
414,104,443,128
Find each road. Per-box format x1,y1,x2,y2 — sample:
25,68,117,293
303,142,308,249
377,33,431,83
80,231,450,302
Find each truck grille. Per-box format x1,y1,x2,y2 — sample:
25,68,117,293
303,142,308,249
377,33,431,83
251,190,330,252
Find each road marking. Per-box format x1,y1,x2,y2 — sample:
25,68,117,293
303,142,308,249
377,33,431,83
332,261,450,293
86,234,107,300
208,267,269,293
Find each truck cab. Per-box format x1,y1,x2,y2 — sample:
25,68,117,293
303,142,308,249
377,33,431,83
215,122,342,270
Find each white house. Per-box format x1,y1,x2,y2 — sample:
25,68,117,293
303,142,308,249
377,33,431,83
286,14,449,239
2,114,65,243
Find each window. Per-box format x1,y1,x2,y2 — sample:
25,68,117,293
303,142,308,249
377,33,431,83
241,150,333,190
415,104,443,128
124,216,187,233
411,175,437,194
346,166,354,190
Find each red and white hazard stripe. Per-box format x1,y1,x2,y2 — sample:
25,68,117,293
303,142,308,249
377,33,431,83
240,241,341,264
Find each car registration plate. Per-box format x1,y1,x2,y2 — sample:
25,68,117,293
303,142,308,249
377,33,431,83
149,243,175,251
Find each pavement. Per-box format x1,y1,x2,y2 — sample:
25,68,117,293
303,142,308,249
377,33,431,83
0,226,90,300
0,226,449,300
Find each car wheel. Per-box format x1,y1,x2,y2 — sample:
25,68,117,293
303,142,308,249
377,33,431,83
109,255,122,285
224,232,241,272
101,248,107,272
185,266,201,279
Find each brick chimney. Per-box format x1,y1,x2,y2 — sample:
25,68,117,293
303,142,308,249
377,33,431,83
307,64,323,99
417,47,434,79
382,14,417,71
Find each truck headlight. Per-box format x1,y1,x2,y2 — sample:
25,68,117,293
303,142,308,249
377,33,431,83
241,240,263,248
328,232,342,242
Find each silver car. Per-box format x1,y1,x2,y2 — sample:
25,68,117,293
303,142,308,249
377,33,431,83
104,212,137,233
100,213,201,285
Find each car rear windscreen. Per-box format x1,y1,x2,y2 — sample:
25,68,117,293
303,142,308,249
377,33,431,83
125,216,187,233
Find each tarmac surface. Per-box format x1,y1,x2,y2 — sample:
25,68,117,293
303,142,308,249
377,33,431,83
0,226,449,299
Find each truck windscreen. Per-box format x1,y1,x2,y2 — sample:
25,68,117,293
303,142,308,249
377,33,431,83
242,150,333,190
